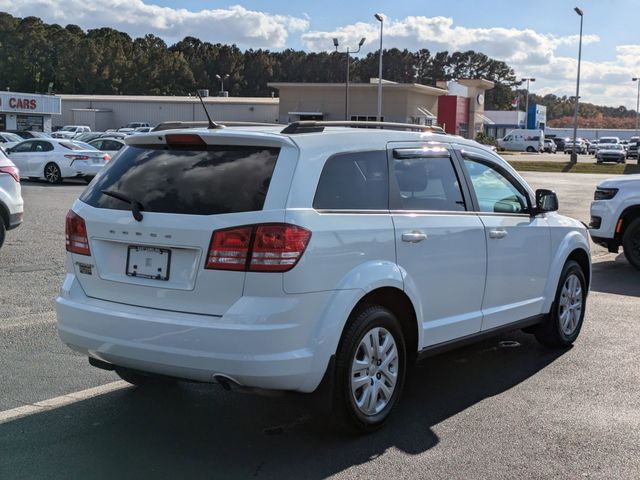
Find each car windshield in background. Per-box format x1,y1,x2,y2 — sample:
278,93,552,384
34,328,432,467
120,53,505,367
80,145,280,215
60,127,76,132
603,144,623,150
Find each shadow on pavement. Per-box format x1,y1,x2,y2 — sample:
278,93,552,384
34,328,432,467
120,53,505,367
591,254,640,297
0,330,567,480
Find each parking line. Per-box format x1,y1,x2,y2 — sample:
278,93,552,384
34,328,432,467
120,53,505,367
0,381,130,424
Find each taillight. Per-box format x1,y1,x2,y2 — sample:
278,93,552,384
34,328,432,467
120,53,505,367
65,211,91,256
64,155,89,161
0,165,19,182
250,224,311,271
103,154,111,161
206,226,253,270
205,224,311,272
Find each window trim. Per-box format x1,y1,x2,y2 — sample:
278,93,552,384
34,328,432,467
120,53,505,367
457,149,533,215
388,146,471,213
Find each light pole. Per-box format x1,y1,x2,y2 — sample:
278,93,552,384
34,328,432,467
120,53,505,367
521,77,536,128
633,78,640,141
215,74,230,96
571,7,584,163
374,13,384,122
334,37,366,120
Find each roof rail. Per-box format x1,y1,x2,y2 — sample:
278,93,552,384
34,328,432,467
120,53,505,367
152,121,280,132
280,121,445,135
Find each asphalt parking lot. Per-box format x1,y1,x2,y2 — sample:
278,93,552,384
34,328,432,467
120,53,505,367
1,174,639,479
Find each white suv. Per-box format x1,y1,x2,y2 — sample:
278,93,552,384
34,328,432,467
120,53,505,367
56,123,591,431
590,175,640,269
0,148,24,249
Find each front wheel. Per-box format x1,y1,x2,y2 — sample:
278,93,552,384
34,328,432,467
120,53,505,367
526,146,535,153
622,218,640,270
334,305,406,433
534,260,587,347
44,163,62,184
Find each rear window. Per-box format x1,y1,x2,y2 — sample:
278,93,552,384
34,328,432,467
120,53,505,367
80,145,280,215
60,142,85,150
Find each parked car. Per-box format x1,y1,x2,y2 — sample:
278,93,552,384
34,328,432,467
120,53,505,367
588,140,599,155
100,131,128,140
52,125,91,139
88,138,126,158
75,132,108,143
5,138,110,184
0,149,23,249
56,123,591,432
6,130,51,139
590,175,640,269
551,137,566,152
497,129,544,152
543,139,557,153
626,137,639,160
132,126,153,134
596,144,626,164
118,122,151,133
564,139,587,155
0,132,24,150
597,136,621,148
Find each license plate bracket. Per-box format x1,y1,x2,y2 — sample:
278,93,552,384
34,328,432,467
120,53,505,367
126,246,171,281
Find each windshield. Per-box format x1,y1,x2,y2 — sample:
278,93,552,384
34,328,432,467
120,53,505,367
3,133,22,142
60,126,77,132
602,144,623,150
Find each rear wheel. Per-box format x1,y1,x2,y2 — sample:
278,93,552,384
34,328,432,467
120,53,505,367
526,146,535,153
0,220,5,249
334,305,406,433
622,218,640,270
44,163,62,184
115,367,178,387
534,260,586,347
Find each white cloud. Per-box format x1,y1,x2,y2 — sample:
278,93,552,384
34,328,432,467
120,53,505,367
0,1,309,48
302,14,640,109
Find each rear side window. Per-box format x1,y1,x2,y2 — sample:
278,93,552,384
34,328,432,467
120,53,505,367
313,151,388,210
80,145,280,215
391,156,466,212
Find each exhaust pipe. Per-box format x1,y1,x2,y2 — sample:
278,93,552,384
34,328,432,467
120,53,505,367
212,373,243,391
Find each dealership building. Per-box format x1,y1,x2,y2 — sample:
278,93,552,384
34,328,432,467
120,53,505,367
0,91,61,132
55,95,279,131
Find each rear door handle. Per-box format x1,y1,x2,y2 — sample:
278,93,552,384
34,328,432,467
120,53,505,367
401,231,427,243
489,229,508,239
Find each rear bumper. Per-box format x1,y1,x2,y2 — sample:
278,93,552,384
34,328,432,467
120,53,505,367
8,211,23,230
56,273,336,392
67,163,104,177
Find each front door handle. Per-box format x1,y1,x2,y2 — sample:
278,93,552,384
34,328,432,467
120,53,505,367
489,229,508,239
401,231,427,243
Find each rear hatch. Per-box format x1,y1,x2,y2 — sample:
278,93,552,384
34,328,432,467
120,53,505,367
70,131,288,315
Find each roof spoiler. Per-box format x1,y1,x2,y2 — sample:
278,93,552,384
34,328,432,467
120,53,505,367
280,121,446,135
151,121,280,132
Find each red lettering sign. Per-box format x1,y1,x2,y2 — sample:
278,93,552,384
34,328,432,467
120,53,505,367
8,97,37,110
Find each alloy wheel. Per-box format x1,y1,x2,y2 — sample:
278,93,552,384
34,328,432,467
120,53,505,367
558,273,583,336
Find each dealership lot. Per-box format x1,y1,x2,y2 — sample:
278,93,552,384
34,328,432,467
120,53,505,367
0,173,639,479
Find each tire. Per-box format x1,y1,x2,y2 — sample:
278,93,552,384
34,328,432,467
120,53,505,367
534,260,587,347
115,367,178,387
622,218,640,270
43,163,62,184
0,220,5,250
526,146,535,153
334,305,406,433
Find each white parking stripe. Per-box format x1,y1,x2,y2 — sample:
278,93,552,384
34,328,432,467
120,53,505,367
0,381,129,424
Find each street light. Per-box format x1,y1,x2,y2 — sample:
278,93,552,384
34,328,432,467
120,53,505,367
571,7,584,163
632,78,640,142
215,73,230,96
334,37,366,120
374,13,384,122
521,77,536,128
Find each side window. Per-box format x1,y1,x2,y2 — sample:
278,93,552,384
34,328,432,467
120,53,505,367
33,141,53,152
90,140,104,150
313,151,388,210
104,140,123,151
391,156,466,211
463,159,529,214
12,141,34,153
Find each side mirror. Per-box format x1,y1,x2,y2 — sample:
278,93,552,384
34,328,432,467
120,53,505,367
535,189,558,214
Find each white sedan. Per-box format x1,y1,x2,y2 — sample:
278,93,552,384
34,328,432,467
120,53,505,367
5,139,110,184
88,138,126,160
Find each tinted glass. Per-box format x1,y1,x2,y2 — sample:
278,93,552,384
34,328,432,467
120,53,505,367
81,145,280,215
392,156,465,211
60,142,86,151
103,140,123,151
33,141,53,152
89,140,104,150
11,141,33,152
313,151,388,210
464,159,529,214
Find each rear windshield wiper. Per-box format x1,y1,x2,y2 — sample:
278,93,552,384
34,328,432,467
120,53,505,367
101,189,145,221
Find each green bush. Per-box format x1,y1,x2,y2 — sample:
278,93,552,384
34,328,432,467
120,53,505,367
475,132,497,146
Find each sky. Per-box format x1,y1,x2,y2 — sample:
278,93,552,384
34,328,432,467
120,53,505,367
2,0,640,108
